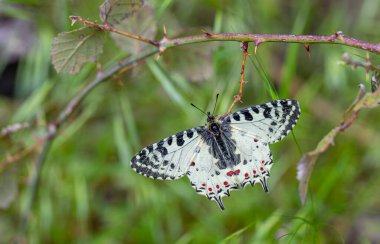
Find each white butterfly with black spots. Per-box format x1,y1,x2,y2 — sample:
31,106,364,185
131,99,300,210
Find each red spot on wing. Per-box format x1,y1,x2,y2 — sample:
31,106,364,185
201,183,206,187
208,188,212,192
253,170,257,175
260,167,264,171
216,185,220,189
244,173,249,178
261,160,265,164
234,169,240,175
227,171,234,177
190,162,195,166
223,181,229,186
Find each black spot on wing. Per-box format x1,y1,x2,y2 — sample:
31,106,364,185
275,110,280,118
240,109,253,121
167,137,173,146
233,113,240,121
138,150,147,157
156,146,168,156
157,140,164,147
186,129,194,139
252,107,259,114
147,145,153,153
263,108,272,119
176,133,184,146
280,100,289,107
271,101,278,107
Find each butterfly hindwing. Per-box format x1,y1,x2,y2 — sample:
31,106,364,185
228,128,273,192
131,127,204,180
186,128,274,209
223,99,300,144
186,139,239,210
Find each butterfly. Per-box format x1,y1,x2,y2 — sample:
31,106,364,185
131,99,300,210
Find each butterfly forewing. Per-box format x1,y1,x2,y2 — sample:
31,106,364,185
131,127,203,180
223,99,300,144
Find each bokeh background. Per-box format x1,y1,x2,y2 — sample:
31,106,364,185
1,0,380,242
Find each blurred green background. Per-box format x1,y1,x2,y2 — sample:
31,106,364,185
1,0,380,243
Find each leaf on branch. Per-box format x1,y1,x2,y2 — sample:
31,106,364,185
110,3,157,54
297,86,380,205
0,167,18,209
51,27,106,74
99,0,144,26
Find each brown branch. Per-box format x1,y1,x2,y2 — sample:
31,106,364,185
160,31,380,55
70,16,380,55
222,42,249,117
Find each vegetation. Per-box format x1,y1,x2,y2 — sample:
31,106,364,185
1,0,379,242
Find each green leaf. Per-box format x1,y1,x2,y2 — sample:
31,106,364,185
51,27,106,74
99,0,144,26
110,3,157,54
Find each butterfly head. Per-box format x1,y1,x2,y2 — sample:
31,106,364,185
206,112,215,123
206,112,222,136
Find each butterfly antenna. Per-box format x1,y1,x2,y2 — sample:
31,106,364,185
191,103,208,116
212,93,219,116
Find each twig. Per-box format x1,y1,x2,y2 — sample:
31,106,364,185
69,16,159,47
222,42,249,117
341,52,380,72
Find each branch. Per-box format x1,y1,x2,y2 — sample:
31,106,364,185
341,52,380,72
160,31,380,54
70,16,380,54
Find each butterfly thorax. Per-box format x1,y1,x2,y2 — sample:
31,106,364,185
203,112,240,170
